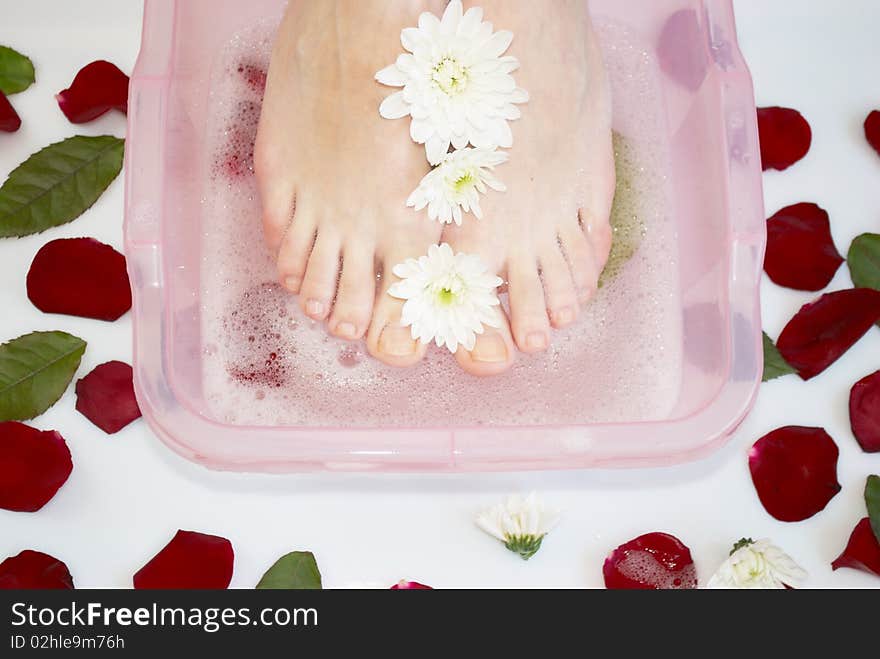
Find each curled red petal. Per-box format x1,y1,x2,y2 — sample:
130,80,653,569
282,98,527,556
757,106,812,171
603,532,697,589
134,530,233,589
390,580,433,590
850,370,880,453
832,518,880,578
0,550,74,589
0,91,21,132
865,110,880,158
657,9,708,92
237,61,267,96
748,426,841,522
764,203,843,291
0,422,72,513
75,361,141,434
214,100,260,180
56,60,128,124
776,289,880,380
27,237,132,321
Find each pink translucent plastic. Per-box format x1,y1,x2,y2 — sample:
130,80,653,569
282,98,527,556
125,0,766,472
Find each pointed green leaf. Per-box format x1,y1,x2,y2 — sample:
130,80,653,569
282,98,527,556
0,45,35,95
0,136,124,238
256,551,322,590
762,332,796,382
866,475,880,544
0,331,87,421
848,233,880,291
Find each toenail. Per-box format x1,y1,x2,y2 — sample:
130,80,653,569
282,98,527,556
306,299,325,317
380,324,417,357
284,276,301,292
336,322,358,339
472,333,508,363
555,307,575,325
526,331,548,350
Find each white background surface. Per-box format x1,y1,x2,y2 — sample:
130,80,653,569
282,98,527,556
0,0,878,588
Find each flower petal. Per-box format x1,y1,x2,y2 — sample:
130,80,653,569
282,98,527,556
850,370,880,453
776,289,880,380
56,60,129,123
236,61,267,96
764,203,843,291
865,110,880,158
391,580,433,590
757,106,812,171
379,91,411,120
657,9,709,91
0,92,21,132
603,533,697,589
0,550,74,589
134,530,234,589
749,426,841,522
375,64,407,87
0,422,72,512
75,361,141,434
832,518,880,578
27,238,131,322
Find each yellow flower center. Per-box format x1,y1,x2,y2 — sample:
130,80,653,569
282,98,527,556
432,57,470,96
453,171,476,193
437,287,456,306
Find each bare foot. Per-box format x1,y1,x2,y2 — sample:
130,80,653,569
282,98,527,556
255,0,446,367
444,0,615,377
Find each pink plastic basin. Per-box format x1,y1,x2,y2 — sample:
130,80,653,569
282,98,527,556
124,0,766,473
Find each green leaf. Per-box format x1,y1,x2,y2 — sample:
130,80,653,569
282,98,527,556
0,136,124,239
0,331,87,421
256,551,322,590
866,475,880,544
0,45,35,95
848,233,880,291
762,332,796,382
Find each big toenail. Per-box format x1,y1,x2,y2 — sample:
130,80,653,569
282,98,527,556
380,325,417,357
336,322,358,339
555,307,575,325
306,300,325,317
526,332,548,350
284,276,301,292
472,333,508,363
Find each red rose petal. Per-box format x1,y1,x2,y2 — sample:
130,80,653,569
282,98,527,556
237,61,267,96
0,422,72,513
75,361,141,434
134,530,233,589
56,60,128,124
749,426,841,522
764,203,843,291
657,9,708,92
865,110,880,158
27,238,131,322
776,289,880,380
832,518,880,578
757,106,812,171
390,580,433,590
0,92,21,132
603,532,697,589
214,100,260,180
224,282,292,388
850,370,880,453
0,550,74,589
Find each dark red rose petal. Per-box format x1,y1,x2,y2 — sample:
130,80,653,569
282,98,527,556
0,422,72,513
749,426,841,522
0,92,21,132
0,550,74,589
757,106,812,171
27,237,131,322
850,370,880,453
56,60,128,123
865,111,880,158
390,580,433,590
214,100,260,180
134,530,233,589
237,61,267,96
75,361,141,434
657,9,708,92
776,289,880,380
224,282,292,388
832,518,880,578
764,203,843,291
603,532,697,590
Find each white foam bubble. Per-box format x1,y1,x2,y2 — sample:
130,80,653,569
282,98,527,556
198,20,683,428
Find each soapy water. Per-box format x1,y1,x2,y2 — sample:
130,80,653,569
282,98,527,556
199,20,682,427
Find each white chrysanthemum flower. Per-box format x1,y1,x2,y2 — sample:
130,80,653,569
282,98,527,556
475,493,560,561
388,243,503,354
707,539,807,589
407,147,507,224
376,0,529,165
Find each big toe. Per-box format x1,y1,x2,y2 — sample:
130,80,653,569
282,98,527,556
455,310,516,377
366,258,429,368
